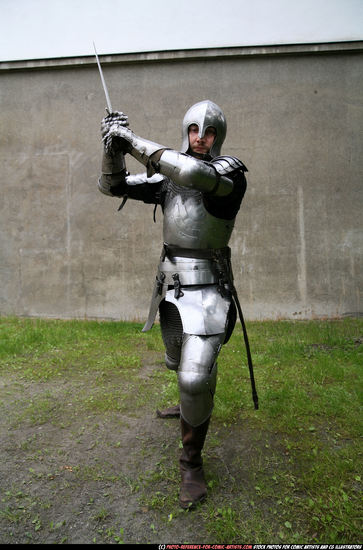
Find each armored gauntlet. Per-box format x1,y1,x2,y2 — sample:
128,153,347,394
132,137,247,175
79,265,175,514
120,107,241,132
99,111,129,196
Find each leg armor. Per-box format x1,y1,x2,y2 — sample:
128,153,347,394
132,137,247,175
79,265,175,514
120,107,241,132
159,299,226,427
178,333,225,427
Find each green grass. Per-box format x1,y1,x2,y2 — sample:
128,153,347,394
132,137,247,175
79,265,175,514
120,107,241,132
208,318,362,543
0,316,361,543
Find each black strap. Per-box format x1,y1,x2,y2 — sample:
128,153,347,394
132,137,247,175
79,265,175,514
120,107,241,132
117,195,128,212
231,287,259,410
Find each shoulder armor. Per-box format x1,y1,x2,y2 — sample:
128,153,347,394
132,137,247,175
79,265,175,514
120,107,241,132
210,155,248,175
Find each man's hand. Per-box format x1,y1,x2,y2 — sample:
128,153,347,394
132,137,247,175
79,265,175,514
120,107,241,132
101,111,132,155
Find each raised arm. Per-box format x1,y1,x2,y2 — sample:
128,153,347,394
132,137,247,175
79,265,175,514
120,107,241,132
101,114,235,197
98,111,165,201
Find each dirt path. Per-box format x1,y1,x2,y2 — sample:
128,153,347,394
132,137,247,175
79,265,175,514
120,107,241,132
0,371,259,544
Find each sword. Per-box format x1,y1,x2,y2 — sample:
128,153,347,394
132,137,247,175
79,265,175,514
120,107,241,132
93,41,113,114
94,42,128,210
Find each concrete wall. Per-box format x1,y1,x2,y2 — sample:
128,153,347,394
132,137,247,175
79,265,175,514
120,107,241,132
0,42,362,321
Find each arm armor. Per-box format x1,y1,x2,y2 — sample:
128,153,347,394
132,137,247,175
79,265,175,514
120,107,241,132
125,131,239,197
103,126,247,197
98,146,164,203
157,150,234,197
98,149,127,196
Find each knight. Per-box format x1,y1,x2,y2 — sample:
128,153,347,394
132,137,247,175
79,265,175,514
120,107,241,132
98,100,252,509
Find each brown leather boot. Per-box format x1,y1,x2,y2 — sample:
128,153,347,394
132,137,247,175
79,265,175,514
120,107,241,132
179,416,210,509
156,404,180,418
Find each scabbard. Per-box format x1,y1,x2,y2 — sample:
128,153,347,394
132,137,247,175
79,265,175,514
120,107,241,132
231,287,259,410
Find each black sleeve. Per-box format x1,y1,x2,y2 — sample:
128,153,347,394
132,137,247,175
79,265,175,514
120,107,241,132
202,170,247,220
107,177,163,205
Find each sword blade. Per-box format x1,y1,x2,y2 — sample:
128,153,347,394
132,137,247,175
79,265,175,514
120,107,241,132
93,42,113,114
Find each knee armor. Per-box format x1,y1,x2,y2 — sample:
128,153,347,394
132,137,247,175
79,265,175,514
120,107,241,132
178,333,224,427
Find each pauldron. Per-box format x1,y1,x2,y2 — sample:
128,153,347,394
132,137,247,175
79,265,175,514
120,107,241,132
210,155,248,176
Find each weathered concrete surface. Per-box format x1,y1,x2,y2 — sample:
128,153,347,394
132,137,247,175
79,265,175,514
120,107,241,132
0,43,362,320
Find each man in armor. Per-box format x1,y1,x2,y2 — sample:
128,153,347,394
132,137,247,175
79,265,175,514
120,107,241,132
98,100,249,509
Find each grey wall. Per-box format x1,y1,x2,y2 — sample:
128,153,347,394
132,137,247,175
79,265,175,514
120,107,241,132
0,43,362,321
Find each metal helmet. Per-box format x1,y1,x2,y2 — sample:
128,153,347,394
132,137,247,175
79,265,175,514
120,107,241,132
181,100,227,158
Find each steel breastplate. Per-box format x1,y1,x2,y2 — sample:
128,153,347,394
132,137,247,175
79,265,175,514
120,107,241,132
162,183,234,249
